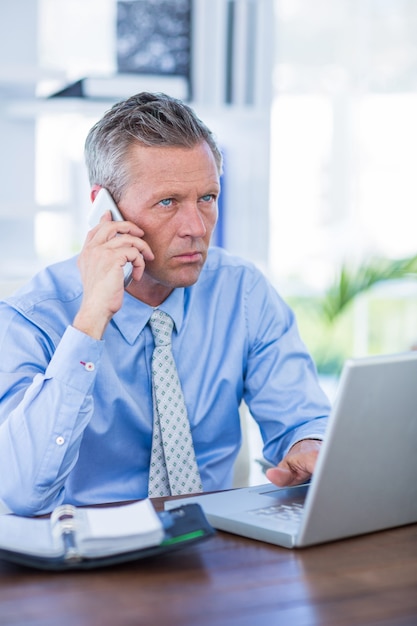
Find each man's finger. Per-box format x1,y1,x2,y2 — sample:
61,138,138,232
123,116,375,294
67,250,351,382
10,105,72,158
265,466,294,487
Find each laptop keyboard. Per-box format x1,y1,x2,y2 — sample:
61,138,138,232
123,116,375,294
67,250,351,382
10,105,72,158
249,502,304,524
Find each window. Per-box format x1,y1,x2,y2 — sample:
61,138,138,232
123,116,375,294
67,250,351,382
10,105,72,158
269,0,417,372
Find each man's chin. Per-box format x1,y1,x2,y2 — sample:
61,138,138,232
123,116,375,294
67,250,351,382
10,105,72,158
172,268,203,288
144,266,203,290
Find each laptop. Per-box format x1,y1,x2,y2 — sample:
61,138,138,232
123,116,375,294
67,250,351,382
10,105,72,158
166,351,417,548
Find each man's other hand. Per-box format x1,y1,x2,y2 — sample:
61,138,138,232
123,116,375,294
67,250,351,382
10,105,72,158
266,439,322,488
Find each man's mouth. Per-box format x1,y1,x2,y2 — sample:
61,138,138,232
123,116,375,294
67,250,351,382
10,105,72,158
174,251,203,261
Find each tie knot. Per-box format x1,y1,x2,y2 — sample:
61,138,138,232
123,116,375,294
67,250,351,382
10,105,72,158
149,310,174,346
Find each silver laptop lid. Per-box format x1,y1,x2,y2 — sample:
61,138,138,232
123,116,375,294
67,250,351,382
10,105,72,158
297,350,417,546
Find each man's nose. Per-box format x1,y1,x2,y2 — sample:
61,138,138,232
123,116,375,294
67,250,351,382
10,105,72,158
179,203,207,237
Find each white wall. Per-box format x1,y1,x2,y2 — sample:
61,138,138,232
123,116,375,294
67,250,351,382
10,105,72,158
0,0,39,282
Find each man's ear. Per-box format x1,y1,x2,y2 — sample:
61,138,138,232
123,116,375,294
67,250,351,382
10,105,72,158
90,184,102,203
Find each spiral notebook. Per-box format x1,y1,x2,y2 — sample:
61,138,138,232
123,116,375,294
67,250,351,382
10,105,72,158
0,499,214,570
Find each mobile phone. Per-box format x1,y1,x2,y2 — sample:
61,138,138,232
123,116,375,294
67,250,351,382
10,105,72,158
88,188,133,287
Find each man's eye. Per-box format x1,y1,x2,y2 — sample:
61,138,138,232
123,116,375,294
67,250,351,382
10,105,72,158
200,194,215,202
159,198,173,207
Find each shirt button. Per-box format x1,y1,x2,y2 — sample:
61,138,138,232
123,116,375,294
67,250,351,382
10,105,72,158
56,436,65,446
84,362,95,371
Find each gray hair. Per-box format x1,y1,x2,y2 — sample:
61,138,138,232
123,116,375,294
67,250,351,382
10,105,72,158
84,92,223,202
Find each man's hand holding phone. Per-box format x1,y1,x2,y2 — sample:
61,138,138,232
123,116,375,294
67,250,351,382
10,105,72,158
74,188,154,339
87,188,136,286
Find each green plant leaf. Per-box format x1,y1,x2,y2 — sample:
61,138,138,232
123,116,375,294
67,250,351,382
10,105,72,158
319,254,417,324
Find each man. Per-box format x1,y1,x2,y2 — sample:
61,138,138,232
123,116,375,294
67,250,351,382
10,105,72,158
0,92,330,516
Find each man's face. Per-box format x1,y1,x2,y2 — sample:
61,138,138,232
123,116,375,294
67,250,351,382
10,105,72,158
119,141,220,305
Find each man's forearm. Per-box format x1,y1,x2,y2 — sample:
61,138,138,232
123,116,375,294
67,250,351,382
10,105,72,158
0,326,102,515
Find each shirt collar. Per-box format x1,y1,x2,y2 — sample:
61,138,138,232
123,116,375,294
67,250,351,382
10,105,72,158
111,287,185,344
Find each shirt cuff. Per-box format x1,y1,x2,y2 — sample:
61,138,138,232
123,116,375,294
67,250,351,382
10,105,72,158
45,325,104,392
283,418,328,458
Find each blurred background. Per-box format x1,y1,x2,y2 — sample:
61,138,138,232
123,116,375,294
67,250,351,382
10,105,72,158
1,0,417,385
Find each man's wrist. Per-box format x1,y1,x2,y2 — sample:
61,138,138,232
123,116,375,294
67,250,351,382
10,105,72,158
288,438,322,452
73,310,110,340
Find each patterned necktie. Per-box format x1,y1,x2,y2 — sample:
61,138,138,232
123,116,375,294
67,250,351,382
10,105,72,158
148,309,203,497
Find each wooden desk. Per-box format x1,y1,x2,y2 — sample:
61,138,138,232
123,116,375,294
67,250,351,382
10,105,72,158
0,497,416,626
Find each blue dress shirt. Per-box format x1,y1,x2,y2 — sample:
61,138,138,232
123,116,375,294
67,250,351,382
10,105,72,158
0,247,330,515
